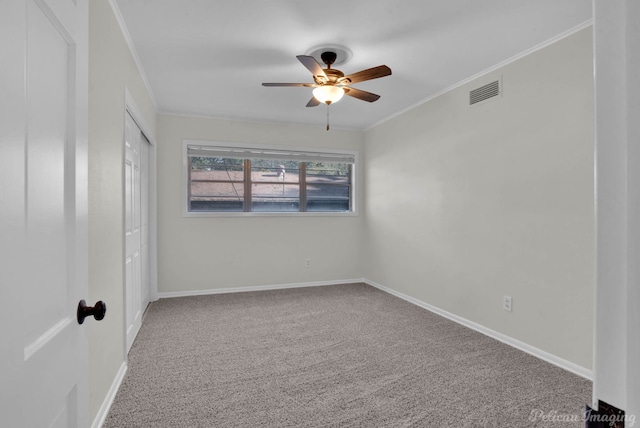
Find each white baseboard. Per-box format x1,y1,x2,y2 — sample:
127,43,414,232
92,361,127,428
363,279,593,381
157,278,365,299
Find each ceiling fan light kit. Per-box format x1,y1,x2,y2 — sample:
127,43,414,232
312,85,344,104
262,48,392,130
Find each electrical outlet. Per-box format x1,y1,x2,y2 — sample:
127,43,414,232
305,258,311,267
503,295,512,312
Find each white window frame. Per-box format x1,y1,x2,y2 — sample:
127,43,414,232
182,140,358,217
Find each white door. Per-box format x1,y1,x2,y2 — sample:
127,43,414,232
0,0,89,427
124,112,149,351
140,134,151,310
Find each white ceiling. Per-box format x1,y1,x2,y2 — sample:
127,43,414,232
114,0,592,131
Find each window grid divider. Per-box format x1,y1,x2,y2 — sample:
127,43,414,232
299,162,307,212
243,159,251,212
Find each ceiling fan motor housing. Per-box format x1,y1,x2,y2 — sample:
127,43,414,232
321,51,338,67
315,68,345,85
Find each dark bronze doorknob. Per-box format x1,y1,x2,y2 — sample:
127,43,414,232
77,300,107,324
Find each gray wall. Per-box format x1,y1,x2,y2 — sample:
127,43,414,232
362,27,594,370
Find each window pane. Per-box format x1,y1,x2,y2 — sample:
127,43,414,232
191,181,244,199
251,183,300,212
190,157,245,211
306,184,351,212
251,159,299,183
305,162,350,181
191,156,243,176
190,199,244,212
250,160,300,212
305,162,351,212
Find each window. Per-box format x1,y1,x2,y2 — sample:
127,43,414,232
184,142,356,215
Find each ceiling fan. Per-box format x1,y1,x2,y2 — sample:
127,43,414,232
262,51,392,109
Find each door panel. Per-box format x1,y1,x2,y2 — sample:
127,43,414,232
0,0,88,427
25,0,70,349
125,111,146,351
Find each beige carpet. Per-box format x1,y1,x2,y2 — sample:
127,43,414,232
104,283,591,427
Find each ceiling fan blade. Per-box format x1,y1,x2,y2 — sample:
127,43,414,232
342,65,391,84
306,97,321,107
344,87,381,102
262,83,315,87
296,55,328,80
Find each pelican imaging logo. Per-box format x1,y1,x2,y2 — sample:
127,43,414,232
528,408,635,426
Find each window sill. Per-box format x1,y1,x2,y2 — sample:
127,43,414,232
182,211,358,218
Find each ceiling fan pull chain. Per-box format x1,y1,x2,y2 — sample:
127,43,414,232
326,104,330,131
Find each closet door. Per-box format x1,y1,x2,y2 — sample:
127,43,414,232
124,111,148,351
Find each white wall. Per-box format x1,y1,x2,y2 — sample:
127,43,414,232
88,0,157,423
363,27,594,370
156,114,364,294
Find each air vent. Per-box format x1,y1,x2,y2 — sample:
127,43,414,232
470,80,501,105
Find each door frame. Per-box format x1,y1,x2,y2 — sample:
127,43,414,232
122,89,158,359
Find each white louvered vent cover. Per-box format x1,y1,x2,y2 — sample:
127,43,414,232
470,80,501,105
